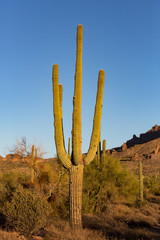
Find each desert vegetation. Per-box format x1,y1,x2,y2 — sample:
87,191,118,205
0,155,160,239
0,24,160,240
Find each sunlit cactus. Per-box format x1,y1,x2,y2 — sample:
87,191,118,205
30,145,37,184
102,139,106,161
68,137,71,158
34,147,37,178
52,25,105,229
97,130,101,164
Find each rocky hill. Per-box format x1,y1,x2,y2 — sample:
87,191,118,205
107,124,160,175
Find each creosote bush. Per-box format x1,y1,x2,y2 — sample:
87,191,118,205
0,171,29,207
3,187,52,237
83,156,139,213
144,175,160,196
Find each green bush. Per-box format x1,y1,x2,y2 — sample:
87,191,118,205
83,157,139,213
0,171,29,207
3,187,52,237
144,175,160,196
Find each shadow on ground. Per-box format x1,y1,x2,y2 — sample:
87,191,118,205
83,214,160,240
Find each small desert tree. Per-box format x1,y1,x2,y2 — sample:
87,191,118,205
52,25,105,229
9,136,29,159
9,136,45,160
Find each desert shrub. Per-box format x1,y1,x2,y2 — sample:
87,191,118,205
36,161,68,193
3,187,52,237
83,157,139,213
0,230,26,240
0,171,29,207
36,160,70,218
144,175,160,196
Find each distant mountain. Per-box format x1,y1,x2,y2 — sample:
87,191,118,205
107,125,160,175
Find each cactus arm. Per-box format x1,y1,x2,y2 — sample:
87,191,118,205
59,84,63,119
68,137,71,158
84,70,105,166
101,139,106,167
72,24,83,165
102,139,106,154
34,148,37,168
97,129,101,163
59,84,65,149
53,64,72,169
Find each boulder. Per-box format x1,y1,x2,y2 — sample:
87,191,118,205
122,143,127,151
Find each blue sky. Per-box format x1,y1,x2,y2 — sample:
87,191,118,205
0,0,160,158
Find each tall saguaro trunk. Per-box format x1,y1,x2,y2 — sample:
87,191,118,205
52,25,105,229
69,165,83,229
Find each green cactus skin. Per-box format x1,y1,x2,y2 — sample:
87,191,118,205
102,139,106,155
34,148,37,178
68,137,71,158
101,139,106,162
30,145,38,184
139,161,143,201
83,70,105,166
59,84,65,149
59,84,63,122
72,24,83,166
97,130,101,164
52,25,105,229
69,164,83,229
53,64,72,169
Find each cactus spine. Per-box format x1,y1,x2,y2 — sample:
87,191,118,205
52,25,105,229
139,161,143,201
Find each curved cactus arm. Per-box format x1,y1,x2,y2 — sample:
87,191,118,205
59,84,63,118
84,70,105,166
68,137,71,158
59,84,65,149
53,64,72,169
72,24,83,165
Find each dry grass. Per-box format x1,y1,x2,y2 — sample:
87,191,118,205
0,230,26,240
82,199,160,240
0,160,30,174
43,218,106,240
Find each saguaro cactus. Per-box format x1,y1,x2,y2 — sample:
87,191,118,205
102,139,106,161
30,145,37,184
68,137,71,158
52,25,105,229
97,130,101,164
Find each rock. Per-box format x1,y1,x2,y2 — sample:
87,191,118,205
122,143,127,151
5,154,22,161
106,149,111,155
111,149,116,154
132,153,140,161
154,144,160,155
